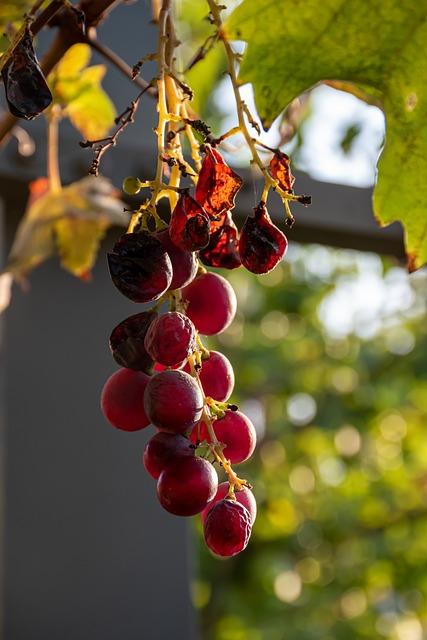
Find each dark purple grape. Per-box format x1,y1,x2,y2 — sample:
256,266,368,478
144,370,203,434
1,29,52,119
156,229,198,289
204,499,252,556
144,312,196,367
157,456,218,516
143,432,194,479
109,311,157,371
107,233,172,302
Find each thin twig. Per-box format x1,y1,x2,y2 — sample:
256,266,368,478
0,0,66,74
85,36,157,96
206,0,311,213
185,33,217,71
47,105,62,192
79,82,153,175
0,0,122,147
27,0,47,17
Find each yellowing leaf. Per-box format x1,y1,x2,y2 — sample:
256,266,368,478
55,43,91,78
66,86,116,139
55,218,108,280
79,64,106,85
227,0,427,270
4,176,128,283
49,44,116,138
7,179,61,277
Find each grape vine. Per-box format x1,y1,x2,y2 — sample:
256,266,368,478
100,0,311,557
0,0,311,557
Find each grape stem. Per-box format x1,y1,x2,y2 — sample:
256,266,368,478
47,105,62,194
127,0,200,231
206,0,304,213
187,353,248,493
150,0,171,211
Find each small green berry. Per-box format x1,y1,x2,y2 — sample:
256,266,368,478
123,176,141,195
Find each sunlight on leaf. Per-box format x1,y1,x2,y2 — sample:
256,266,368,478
4,176,127,287
66,86,116,140
227,0,427,270
49,43,116,139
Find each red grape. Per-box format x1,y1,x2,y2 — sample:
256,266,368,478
156,229,198,290
181,272,237,335
183,350,234,401
153,362,185,372
201,482,257,525
144,370,203,433
108,233,172,302
143,432,194,479
157,456,218,516
204,499,252,556
100,368,150,431
191,411,256,464
109,311,156,371
214,411,256,464
144,312,196,367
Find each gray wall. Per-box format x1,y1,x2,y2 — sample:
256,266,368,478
2,226,197,640
1,3,198,636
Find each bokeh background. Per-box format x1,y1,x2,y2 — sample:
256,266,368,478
179,6,427,637
193,250,427,640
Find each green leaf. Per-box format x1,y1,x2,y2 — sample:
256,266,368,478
227,0,427,270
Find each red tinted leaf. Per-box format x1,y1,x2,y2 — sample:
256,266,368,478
195,146,243,219
200,212,241,270
169,193,210,251
269,151,295,193
239,202,288,274
208,210,227,233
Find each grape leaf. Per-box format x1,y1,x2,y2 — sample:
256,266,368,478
227,0,427,270
49,44,116,139
4,176,127,282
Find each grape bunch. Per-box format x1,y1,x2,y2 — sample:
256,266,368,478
100,138,309,556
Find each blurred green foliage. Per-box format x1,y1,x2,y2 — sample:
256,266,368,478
194,245,427,640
